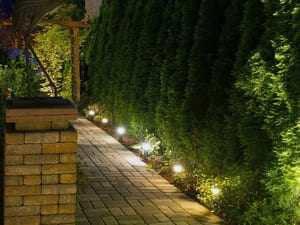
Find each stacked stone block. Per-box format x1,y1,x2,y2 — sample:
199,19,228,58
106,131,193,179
4,123,77,225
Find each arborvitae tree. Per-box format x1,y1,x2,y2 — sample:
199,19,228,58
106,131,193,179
144,0,174,133
156,0,201,151
87,2,110,100
179,0,230,166
121,1,147,135
202,0,244,174
155,0,184,150
130,0,166,130
229,0,268,171
237,1,299,223
110,0,136,124
99,0,128,120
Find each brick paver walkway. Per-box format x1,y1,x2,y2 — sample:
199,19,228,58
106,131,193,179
72,117,224,225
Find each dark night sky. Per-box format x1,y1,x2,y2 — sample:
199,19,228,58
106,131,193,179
0,0,14,14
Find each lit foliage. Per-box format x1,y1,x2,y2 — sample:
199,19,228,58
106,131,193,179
131,133,161,157
85,0,300,224
33,25,72,99
0,59,40,97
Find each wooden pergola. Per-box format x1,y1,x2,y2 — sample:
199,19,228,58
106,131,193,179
0,19,90,103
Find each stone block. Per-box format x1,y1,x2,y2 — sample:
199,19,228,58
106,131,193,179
41,205,58,215
4,196,23,207
4,205,40,216
59,204,76,214
5,165,41,176
24,176,41,185
5,176,23,186
52,120,69,129
60,130,77,142
24,154,59,165
60,174,77,184
5,132,24,144
5,155,24,165
41,214,75,224
59,194,76,204
42,164,77,175
42,143,77,154
5,144,41,155
5,185,41,196
4,215,40,225
60,153,77,163
24,195,59,206
25,131,59,143
42,184,77,195
16,121,51,131
42,175,59,184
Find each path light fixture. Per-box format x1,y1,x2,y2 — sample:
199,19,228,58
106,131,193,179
102,118,108,128
117,127,125,142
88,110,95,121
88,110,95,116
173,164,183,173
142,142,151,159
211,185,220,195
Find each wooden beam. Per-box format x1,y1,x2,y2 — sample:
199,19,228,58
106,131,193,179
42,19,90,28
0,19,90,28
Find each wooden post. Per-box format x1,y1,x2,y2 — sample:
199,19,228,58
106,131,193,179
70,27,80,104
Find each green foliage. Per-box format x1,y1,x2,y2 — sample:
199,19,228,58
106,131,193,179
131,133,161,157
0,49,8,65
0,60,40,97
84,0,300,224
33,25,72,99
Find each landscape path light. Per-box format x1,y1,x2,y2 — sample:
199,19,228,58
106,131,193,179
211,185,220,195
142,142,151,159
173,164,183,173
88,110,95,121
102,117,108,129
117,127,125,142
88,110,95,116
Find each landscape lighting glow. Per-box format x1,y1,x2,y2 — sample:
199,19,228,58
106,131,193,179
173,164,183,173
117,127,125,135
211,186,220,195
102,118,108,123
88,110,95,116
142,143,151,151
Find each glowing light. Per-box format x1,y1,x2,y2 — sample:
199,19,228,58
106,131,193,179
88,110,95,116
142,143,151,151
173,164,183,173
211,186,220,195
297,178,300,183
102,118,108,123
117,127,125,135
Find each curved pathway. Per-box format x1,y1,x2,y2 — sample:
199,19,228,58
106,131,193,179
72,117,224,225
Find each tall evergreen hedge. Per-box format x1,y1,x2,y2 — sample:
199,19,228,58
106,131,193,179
85,0,300,224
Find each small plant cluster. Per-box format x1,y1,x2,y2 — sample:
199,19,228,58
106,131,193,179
130,133,161,157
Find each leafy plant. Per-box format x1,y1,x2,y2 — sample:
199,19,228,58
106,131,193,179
130,133,161,157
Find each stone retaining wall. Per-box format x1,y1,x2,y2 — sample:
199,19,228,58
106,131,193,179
4,123,78,225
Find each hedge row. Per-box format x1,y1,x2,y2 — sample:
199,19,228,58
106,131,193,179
85,0,300,224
